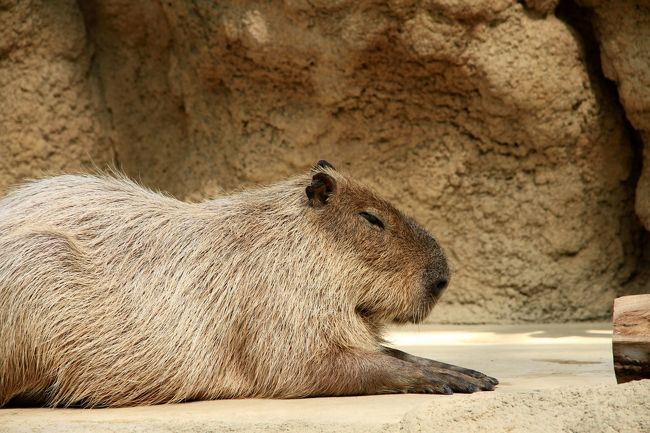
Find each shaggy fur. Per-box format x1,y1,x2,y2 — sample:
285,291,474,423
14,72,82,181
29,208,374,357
0,163,497,407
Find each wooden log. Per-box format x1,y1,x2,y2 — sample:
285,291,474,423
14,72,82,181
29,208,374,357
613,294,650,384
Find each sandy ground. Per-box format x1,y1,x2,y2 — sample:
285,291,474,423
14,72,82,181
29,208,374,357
1,323,649,433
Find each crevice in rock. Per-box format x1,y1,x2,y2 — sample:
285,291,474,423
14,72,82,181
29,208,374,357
77,0,122,172
556,0,649,295
555,0,612,106
516,0,547,18
618,128,648,295
556,0,644,193
517,0,560,16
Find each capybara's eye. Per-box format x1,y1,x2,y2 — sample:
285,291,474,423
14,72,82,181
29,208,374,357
359,211,385,230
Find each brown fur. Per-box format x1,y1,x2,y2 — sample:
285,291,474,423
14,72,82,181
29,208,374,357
0,162,496,407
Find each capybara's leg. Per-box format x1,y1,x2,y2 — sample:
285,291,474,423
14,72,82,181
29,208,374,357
313,350,481,395
382,346,498,390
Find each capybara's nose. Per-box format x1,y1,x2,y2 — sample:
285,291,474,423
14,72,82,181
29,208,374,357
426,278,448,297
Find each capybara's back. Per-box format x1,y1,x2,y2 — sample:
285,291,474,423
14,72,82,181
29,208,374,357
0,175,260,406
1,163,495,408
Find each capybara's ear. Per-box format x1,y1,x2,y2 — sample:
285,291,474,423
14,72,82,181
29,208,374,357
313,160,336,171
306,172,336,207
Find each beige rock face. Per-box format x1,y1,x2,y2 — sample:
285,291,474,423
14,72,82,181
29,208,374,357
0,0,113,192
0,0,645,322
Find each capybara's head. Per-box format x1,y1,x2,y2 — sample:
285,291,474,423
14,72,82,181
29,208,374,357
305,160,450,324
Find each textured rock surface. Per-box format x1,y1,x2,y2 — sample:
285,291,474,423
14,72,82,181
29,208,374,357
0,0,113,191
401,381,650,433
0,0,647,322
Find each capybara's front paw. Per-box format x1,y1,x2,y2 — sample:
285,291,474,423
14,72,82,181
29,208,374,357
406,373,454,394
435,371,482,394
423,369,497,393
411,379,454,395
408,370,486,395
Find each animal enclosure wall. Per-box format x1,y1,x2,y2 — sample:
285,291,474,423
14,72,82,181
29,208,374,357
1,0,650,323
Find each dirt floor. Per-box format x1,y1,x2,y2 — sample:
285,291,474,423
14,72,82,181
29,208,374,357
1,323,649,433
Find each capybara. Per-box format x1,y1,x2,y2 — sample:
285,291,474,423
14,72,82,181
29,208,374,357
0,160,497,407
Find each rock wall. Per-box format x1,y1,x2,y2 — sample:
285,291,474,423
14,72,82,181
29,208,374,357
0,0,114,188
1,0,648,323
